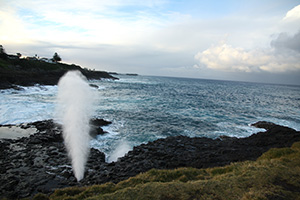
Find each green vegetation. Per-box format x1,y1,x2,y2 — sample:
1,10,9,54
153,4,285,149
52,52,62,63
0,57,80,72
0,45,78,71
35,141,300,200
0,46,116,88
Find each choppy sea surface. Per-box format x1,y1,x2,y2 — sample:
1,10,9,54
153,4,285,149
1,75,300,161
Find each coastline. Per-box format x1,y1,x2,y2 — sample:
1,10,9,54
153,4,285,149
0,120,299,199
0,57,118,90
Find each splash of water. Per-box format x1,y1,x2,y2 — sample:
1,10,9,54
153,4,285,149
108,140,131,163
55,71,94,181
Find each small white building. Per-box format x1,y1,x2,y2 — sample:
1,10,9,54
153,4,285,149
40,57,55,64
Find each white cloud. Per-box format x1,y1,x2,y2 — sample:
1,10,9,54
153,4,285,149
1,0,300,84
195,4,300,75
0,7,33,44
282,4,300,22
0,0,173,46
195,43,264,73
195,41,300,73
279,4,300,34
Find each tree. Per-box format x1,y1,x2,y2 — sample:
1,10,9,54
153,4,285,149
0,45,7,59
52,52,62,62
0,45,5,54
16,53,22,58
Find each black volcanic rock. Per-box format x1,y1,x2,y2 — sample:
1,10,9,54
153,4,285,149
81,121,300,184
90,118,112,127
0,120,299,199
0,119,107,199
89,118,112,137
251,121,296,133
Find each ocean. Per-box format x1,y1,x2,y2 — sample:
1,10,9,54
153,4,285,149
1,75,300,161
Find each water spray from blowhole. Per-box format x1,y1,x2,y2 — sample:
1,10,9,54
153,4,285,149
55,70,94,181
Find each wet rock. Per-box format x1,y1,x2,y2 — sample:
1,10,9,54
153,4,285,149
90,118,112,127
0,120,300,199
79,121,300,187
0,119,109,199
89,126,106,138
89,84,99,89
89,118,111,137
251,121,296,132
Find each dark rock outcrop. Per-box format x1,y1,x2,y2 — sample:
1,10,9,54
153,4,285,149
0,69,118,89
0,119,107,199
0,57,118,89
82,121,300,185
89,118,112,137
0,120,299,199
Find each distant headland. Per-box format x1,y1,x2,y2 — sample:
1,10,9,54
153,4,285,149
0,45,118,89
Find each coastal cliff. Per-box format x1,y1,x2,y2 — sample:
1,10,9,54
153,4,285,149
0,55,117,89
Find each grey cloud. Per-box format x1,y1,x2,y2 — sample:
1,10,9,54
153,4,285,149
271,30,300,52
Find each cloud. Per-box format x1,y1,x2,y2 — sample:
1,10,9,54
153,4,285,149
271,30,300,53
195,4,300,75
1,0,300,84
279,4,300,35
282,4,300,22
195,43,263,73
0,7,34,44
195,41,300,73
271,5,300,54
0,0,174,46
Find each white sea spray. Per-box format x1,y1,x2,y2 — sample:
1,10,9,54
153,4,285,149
108,140,131,163
55,71,94,181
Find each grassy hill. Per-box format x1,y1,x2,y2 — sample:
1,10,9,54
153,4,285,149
33,141,300,200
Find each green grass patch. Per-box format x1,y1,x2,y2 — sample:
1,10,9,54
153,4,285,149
258,147,296,160
39,141,300,200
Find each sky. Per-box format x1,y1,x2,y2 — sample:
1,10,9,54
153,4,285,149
0,0,300,85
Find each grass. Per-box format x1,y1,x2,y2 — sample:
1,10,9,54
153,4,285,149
34,141,300,200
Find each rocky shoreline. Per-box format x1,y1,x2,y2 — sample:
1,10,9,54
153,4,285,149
0,120,300,199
